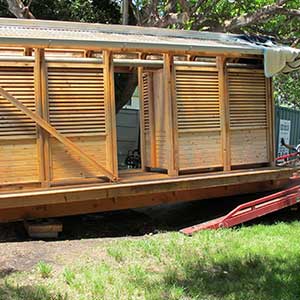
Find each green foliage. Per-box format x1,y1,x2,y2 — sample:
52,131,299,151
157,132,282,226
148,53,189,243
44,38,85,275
0,0,121,24
63,268,76,286
274,71,300,109
36,261,53,279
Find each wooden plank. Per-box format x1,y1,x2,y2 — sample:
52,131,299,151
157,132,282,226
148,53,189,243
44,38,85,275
34,48,46,185
0,87,116,181
266,77,275,165
0,167,293,210
103,50,118,177
163,53,178,176
217,56,231,171
0,179,289,223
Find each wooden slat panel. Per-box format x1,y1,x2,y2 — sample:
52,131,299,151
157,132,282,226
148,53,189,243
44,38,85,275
0,139,38,183
231,129,268,165
0,67,36,138
51,135,107,180
48,67,106,136
179,131,222,169
153,70,168,169
228,69,267,129
176,69,220,131
142,73,150,132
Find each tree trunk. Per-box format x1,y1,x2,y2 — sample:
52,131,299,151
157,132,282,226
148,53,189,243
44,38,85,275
115,73,138,113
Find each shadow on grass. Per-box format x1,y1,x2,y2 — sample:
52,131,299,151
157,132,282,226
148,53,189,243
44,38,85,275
0,282,67,300
156,254,300,300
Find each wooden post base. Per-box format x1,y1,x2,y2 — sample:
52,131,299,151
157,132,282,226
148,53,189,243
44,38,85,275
24,219,63,239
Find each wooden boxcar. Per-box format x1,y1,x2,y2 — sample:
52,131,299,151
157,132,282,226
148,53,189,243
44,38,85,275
0,18,293,222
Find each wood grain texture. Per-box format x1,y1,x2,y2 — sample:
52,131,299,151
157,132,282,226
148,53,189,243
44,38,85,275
50,135,107,180
0,179,289,223
178,131,222,169
230,129,268,165
0,139,38,183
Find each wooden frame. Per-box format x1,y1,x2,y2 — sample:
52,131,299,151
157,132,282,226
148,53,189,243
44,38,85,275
0,19,289,223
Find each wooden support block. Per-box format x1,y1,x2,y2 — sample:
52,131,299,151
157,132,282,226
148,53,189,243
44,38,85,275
24,219,63,239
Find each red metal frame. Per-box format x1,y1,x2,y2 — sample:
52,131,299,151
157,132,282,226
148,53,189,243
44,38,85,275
276,152,299,161
180,184,300,236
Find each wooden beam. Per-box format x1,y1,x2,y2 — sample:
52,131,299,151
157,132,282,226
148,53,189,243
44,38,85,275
266,77,275,165
0,179,288,223
0,167,293,210
41,50,51,184
34,48,46,185
163,53,179,176
0,87,117,182
34,48,51,187
217,56,231,171
103,50,118,177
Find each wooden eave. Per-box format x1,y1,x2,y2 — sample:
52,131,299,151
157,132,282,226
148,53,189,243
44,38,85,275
0,17,263,56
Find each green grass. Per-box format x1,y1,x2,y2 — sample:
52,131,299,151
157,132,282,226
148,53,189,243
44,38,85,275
2,222,300,300
36,261,53,279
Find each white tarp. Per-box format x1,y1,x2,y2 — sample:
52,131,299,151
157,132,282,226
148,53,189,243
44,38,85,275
264,46,300,77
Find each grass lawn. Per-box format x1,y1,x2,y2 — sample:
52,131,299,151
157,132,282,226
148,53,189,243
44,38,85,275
1,222,300,300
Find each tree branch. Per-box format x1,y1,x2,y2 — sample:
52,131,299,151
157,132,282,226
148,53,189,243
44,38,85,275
225,2,300,32
6,0,35,19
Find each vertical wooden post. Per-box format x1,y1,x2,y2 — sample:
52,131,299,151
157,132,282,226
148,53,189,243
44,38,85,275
163,53,178,176
103,50,118,177
41,49,51,184
217,56,231,171
266,77,275,165
24,48,33,56
35,48,50,186
148,72,157,168
35,48,45,185
138,62,146,170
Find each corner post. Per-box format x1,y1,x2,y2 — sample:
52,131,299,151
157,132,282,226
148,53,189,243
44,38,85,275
266,77,275,165
103,50,118,178
217,56,231,171
163,53,179,176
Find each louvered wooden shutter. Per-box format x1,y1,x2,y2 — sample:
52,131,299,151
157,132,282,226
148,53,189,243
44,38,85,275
228,69,267,129
48,67,105,136
0,66,38,183
176,68,220,132
228,68,268,165
48,65,108,180
143,73,150,133
0,67,36,138
175,66,222,170
142,72,151,167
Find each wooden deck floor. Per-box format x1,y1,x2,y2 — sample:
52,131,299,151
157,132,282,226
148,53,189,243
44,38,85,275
0,167,294,222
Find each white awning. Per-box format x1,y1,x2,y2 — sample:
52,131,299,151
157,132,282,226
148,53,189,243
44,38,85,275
264,46,300,77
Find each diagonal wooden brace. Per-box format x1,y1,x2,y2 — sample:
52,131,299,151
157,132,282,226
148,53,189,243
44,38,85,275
0,87,117,182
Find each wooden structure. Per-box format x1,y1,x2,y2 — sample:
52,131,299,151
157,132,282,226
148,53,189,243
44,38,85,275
0,18,293,222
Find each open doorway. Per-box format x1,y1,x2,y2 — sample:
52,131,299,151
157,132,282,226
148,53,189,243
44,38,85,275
115,71,141,170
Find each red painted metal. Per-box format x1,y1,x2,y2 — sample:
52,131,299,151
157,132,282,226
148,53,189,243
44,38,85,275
180,184,300,236
276,152,299,161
